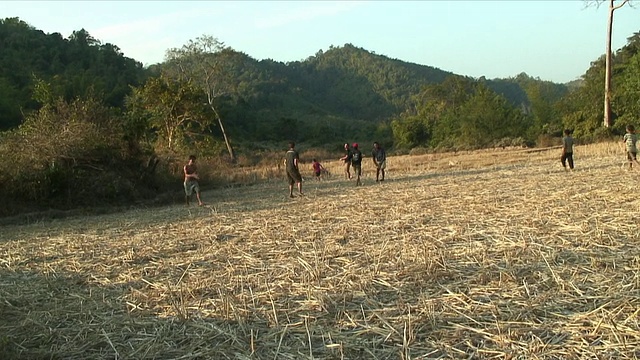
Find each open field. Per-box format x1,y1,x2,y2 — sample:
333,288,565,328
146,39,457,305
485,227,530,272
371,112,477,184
1,142,639,359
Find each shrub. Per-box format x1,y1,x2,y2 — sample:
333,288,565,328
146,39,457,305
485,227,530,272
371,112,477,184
592,127,617,142
409,147,431,156
536,134,560,148
0,96,161,215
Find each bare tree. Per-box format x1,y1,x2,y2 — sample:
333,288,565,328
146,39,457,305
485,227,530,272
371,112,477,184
585,0,632,127
165,35,237,161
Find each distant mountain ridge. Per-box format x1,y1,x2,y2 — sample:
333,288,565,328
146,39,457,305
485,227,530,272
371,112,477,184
0,17,569,145
207,44,567,144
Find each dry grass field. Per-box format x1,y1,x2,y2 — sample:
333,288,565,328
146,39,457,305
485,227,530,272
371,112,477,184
1,141,639,360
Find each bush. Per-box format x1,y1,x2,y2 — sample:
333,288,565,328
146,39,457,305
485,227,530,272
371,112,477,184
493,137,529,148
409,147,431,156
389,148,410,156
592,126,617,142
536,134,561,148
0,96,162,216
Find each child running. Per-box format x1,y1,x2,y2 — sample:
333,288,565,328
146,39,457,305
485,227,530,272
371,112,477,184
311,159,326,181
623,124,640,169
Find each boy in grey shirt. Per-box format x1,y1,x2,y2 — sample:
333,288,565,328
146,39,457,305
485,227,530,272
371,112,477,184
561,129,574,171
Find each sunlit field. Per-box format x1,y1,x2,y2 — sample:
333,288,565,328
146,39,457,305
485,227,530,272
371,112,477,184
1,142,639,359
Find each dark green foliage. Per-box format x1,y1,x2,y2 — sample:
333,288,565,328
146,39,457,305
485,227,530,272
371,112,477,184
391,115,431,149
291,44,451,120
126,74,209,151
150,43,456,148
612,33,640,128
556,31,640,141
391,29,640,150
1,17,574,153
556,60,605,140
391,76,533,151
0,77,22,128
0,17,148,130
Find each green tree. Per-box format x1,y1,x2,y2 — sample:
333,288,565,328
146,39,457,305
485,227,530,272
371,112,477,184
0,18,147,130
393,76,473,149
584,0,632,127
510,73,567,137
392,76,530,150
129,74,208,151
0,77,21,129
612,39,640,127
557,58,605,139
164,35,238,161
391,115,432,149
458,85,528,148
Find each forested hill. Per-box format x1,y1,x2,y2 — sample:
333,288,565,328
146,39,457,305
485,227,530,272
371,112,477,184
203,44,463,143
0,18,148,129
172,44,566,145
0,17,561,142
289,44,455,118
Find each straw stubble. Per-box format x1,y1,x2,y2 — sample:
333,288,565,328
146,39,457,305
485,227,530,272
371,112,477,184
1,142,639,359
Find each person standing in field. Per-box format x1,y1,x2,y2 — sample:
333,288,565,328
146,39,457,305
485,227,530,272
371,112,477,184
623,124,640,170
339,143,352,179
311,158,326,181
372,141,387,181
284,141,304,197
351,143,363,186
184,155,204,206
560,129,574,171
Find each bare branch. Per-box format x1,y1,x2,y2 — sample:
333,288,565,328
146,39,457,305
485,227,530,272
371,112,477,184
583,0,633,10
612,0,631,10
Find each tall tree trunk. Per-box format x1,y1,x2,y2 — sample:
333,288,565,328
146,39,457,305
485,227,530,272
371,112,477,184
602,0,630,128
167,124,174,150
210,105,235,161
603,0,614,127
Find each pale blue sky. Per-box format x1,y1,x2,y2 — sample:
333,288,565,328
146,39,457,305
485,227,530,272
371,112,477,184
2,1,638,83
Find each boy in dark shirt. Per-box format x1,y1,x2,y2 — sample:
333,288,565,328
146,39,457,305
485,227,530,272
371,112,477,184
284,142,303,197
561,129,574,171
372,142,387,181
339,143,352,179
351,143,363,186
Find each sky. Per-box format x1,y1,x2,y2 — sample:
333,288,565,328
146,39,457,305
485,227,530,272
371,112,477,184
2,1,639,83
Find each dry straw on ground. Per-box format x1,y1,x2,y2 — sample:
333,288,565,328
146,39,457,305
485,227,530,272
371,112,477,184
1,141,639,359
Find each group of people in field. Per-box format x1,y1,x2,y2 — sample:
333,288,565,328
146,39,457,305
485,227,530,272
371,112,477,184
561,124,640,171
339,142,387,186
180,140,388,204
182,125,638,205
282,141,387,198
